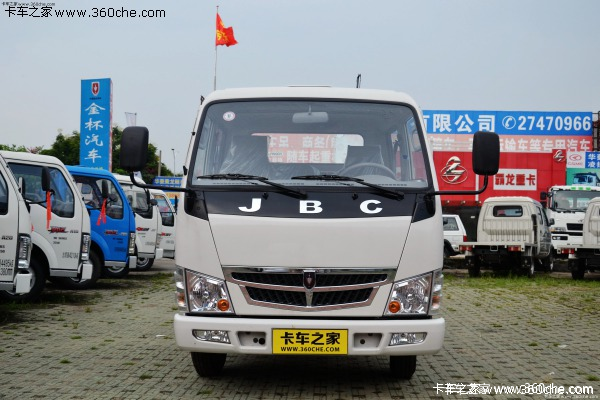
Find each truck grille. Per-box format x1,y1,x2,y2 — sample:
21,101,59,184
567,223,583,232
224,267,395,311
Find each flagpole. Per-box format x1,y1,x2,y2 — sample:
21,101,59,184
214,46,218,91
213,5,219,91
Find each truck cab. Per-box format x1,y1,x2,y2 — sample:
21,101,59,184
556,197,600,279
0,151,94,300
119,86,499,379
114,174,163,271
542,185,600,257
0,154,33,297
67,166,137,278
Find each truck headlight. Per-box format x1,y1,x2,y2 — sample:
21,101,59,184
128,232,136,255
80,234,91,262
384,270,442,315
550,227,566,233
175,268,234,314
17,234,32,270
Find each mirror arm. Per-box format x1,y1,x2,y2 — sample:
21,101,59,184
127,173,196,196
426,175,490,198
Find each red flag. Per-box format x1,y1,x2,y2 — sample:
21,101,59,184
216,13,237,47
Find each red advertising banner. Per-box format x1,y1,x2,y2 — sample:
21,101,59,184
434,150,566,206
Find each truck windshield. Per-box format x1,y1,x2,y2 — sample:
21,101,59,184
191,100,429,189
551,190,600,212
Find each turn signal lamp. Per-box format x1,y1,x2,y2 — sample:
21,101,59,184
217,299,230,311
388,301,401,313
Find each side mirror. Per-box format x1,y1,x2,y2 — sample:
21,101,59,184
120,126,149,171
540,192,548,201
101,180,109,199
149,198,158,206
41,167,51,192
548,218,555,226
472,131,500,176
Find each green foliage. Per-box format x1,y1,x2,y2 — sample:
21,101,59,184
0,144,29,152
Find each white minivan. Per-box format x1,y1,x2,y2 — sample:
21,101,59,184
442,214,467,257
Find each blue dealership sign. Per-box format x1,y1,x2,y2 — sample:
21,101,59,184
423,110,592,136
80,78,112,170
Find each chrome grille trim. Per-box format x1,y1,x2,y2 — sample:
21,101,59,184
223,267,395,311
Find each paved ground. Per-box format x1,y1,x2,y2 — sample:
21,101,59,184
0,259,598,400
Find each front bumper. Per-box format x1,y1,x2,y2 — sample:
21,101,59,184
174,314,445,356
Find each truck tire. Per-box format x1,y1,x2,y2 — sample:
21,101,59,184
54,250,102,290
523,255,535,278
102,264,129,279
570,259,586,280
0,257,47,302
540,251,554,272
191,352,226,377
136,257,154,271
390,355,417,379
467,256,481,278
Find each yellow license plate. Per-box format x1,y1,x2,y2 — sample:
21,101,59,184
272,329,348,355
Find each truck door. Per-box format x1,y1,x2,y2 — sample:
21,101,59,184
9,163,82,276
152,191,175,259
0,167,19,288
536,206,551,256
73,175,128,263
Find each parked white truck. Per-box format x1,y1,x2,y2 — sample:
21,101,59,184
0,154,33,297
114,174,164,271
119,86,499,379
459,196,553,277
541,185,600,257
0,151,94,301
555,197,600,279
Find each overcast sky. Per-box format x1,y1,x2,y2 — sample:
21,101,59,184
1,0,599,173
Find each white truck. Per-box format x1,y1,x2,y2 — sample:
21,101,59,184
541,185,600,257
0,151,94,300
555,197,600,279
114,174,163,271
0,154,33,297
459,196,553,277
119,86,499,379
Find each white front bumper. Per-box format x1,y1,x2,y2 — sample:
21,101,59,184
174,314,445,356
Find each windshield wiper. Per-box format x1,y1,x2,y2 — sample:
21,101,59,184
197,173,307,199
291,174,404,200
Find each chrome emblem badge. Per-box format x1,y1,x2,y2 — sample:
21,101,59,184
303,270,316,290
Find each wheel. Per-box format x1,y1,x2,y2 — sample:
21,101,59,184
571,259,585,280
523,256,535,278
0,257,47,302
390,355,417,380
467,256,481,278
101,263,129,279
339,162,397,179
541,250,554,272
54,250,102,290
136,256,154,271
191,352,226,377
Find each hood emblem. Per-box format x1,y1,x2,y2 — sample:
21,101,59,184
303,270,316,290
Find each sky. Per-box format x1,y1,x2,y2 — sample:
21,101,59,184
1,0,599,174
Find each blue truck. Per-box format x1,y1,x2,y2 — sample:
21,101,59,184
67,166,136,278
